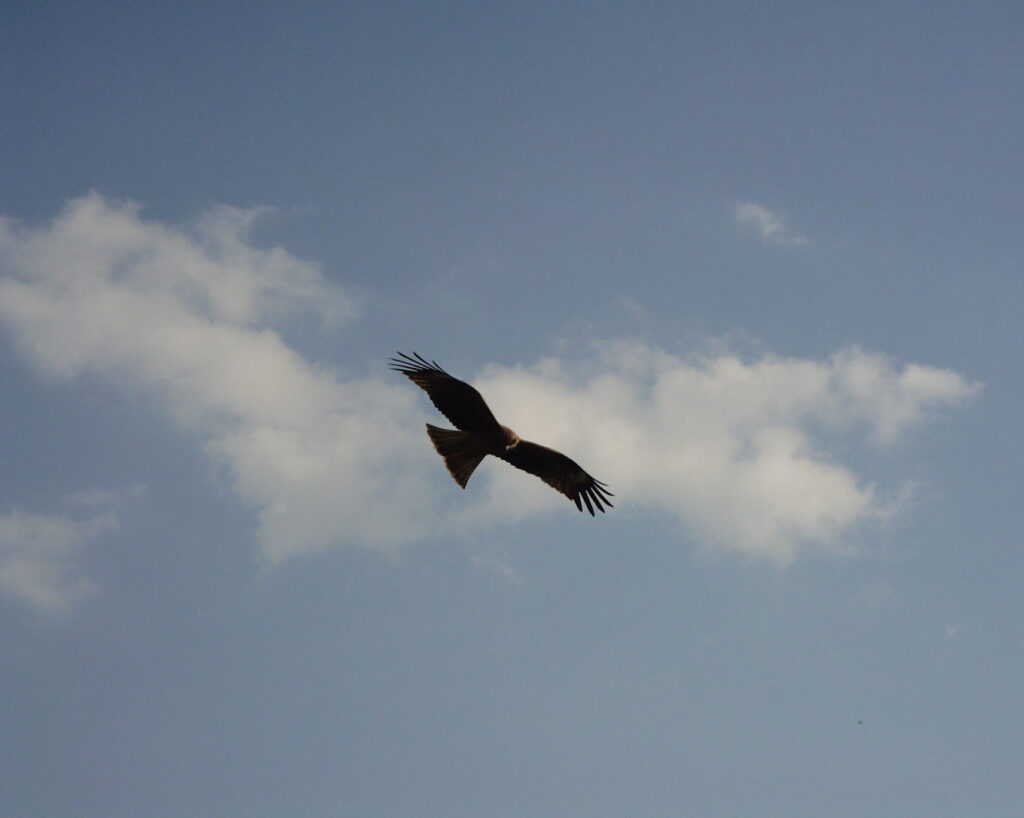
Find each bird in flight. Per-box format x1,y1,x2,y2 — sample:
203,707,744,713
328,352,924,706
390,352,613,515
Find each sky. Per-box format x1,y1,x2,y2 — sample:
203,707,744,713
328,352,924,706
1,1,1021,815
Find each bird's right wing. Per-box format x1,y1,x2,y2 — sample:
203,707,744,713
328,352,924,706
498,440,613,515
389,352,502,434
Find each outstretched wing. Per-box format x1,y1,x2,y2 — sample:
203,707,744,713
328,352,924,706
498,440,614,515
389,352,502,435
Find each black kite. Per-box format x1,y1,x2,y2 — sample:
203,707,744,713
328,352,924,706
390,352,613,515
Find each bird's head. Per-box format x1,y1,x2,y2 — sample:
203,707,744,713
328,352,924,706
499,425,520,451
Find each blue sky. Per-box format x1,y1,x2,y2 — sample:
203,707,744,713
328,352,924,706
1,1,1021,815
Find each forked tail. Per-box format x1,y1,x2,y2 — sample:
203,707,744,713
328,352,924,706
426,425,486,488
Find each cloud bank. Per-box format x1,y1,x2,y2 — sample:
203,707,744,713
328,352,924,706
0,195,979,585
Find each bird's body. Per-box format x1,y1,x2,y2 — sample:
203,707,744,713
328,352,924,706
390,352,613,515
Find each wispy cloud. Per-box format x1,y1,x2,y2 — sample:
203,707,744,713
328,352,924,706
734,201,809,246
0,195,979,569
0,493,130,614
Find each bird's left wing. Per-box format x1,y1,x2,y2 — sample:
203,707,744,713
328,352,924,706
498,441,613,515
389,352,503,435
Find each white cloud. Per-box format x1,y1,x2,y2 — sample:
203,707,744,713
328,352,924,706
0,195,980,568
0,501,119,614
466,341,979,562
734,201,809,246
0,194,442,565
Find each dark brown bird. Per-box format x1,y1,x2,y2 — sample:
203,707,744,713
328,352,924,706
390,352,613,515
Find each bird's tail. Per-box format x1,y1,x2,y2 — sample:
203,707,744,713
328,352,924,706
426,424,485,488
